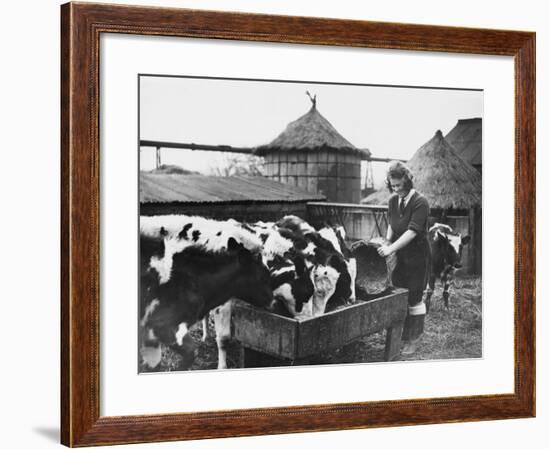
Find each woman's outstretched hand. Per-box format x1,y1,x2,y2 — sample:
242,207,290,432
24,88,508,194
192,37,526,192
377,245,394,257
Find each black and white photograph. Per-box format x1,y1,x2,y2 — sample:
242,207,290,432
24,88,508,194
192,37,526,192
138,75,483,373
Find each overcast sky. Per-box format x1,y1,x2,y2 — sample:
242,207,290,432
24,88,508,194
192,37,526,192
139,75,482,186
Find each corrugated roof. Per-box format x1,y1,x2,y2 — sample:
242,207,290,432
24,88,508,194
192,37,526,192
255,105,371,158
445,118,482,166
140,173,326,204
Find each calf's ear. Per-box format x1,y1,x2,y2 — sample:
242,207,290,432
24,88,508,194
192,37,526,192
328,254,346,270
227,237,242,251
462,235,471,245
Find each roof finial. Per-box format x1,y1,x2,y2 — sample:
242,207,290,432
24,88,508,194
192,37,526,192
306,91,317,109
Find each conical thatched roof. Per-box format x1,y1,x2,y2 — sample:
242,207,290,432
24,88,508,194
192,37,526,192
362,130,482,209
255,104,370,158
445,118,482,166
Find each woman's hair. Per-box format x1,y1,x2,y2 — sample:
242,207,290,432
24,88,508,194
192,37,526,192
385,160,414,192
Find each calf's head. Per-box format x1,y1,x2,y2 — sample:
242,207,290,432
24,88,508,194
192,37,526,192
271,253,314,318
432,225,471,268
226,237,275,310
311,260,341,316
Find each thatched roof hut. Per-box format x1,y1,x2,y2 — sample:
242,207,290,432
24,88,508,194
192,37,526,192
362,130,482,210
445,118,482,170
255,102,370,158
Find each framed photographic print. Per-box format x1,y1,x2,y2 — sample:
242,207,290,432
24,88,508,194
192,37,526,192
61,2,535,446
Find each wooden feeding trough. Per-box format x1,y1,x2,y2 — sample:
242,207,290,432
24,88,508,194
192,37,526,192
231,288,408,367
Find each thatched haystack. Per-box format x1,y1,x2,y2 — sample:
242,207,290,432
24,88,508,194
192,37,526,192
361,187,392,206
362,130,482,210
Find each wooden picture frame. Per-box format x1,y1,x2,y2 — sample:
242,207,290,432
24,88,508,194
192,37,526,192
61,2,535,446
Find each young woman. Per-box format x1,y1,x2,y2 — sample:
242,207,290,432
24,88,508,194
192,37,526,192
377,161,430,355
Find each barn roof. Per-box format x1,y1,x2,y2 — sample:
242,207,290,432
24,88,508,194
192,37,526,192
140,173,326,204
255,104,371,158
444,118,482,166
362,130,482,209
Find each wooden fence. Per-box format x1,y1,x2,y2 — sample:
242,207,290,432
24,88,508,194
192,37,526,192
307,202,390,242
307,202,389,241
307,202,481,275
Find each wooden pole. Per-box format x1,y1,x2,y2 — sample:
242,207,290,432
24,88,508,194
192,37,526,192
139,140,381,161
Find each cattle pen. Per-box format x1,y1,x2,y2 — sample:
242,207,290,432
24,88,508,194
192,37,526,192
139,172,482,369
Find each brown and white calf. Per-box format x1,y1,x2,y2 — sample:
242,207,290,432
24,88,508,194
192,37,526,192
426,223,471,311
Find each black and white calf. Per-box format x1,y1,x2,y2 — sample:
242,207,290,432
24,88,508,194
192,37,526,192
426,223,471,311
318,224,357,308
139,216,274,370
276,216,357,316
207,251,315,369
269,252,315,318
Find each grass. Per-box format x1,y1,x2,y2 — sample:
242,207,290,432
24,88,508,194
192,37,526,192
141,275,482,372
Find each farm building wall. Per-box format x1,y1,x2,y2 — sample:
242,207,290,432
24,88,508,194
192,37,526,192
140,201,309,222
263,150,361,204
445,208,482,275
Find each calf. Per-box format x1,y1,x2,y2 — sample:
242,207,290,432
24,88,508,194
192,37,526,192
206,252,315,369
195,220,315,368
269,252,315,319
276,216,356,314
318,224,357,306
139,234,274,371
141,214,263,281
426,223,471,311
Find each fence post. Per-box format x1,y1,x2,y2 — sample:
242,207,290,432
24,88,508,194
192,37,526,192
468,207,483,275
